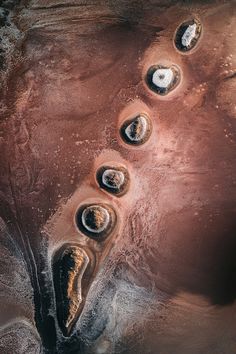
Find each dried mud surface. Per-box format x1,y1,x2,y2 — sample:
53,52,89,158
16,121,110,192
0,1,236,353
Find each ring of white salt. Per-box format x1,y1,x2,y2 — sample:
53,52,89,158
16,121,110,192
81,205,110,233
124,115,148,142
152,68,174,89
102,169,125,190
181,23,197,47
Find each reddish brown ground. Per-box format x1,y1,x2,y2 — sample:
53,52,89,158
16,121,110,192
0,1,236,353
